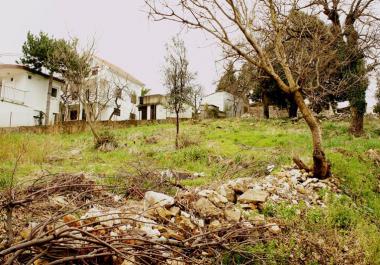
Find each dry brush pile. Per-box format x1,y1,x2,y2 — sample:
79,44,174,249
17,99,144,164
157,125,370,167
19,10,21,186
0,167,359,264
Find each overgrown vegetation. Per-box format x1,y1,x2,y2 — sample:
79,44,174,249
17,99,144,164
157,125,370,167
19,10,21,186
1,118,380,263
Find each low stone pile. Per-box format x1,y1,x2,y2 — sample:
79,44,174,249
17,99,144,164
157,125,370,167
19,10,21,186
1,167,339,264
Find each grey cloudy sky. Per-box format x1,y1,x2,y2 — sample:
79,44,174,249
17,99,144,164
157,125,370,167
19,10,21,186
0,0,376,110
0,0,221,95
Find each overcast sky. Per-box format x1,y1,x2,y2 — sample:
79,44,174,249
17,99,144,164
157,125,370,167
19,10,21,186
0,0,376,110
0,0,221,95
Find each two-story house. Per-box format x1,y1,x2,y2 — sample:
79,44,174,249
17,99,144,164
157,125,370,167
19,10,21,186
0,64,64,127
64,56,145,122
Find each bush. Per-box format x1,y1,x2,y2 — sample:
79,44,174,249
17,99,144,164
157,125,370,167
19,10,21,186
95,131,118,151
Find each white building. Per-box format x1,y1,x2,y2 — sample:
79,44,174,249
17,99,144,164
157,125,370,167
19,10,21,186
138,94,193,120
0,64,64,127
201,91,246,118
65,56,145,122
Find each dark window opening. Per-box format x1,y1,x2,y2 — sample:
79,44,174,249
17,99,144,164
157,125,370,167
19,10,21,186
70,110,78,120
10,78,13,82
150,105,156,120
140,106,147,120
91,68,99,76
28,75,32,79
51,88,58,98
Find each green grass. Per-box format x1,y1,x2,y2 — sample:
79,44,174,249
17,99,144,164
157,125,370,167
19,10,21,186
1,118,380,263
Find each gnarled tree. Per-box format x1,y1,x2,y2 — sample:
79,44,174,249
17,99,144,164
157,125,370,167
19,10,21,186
313,0,380,135
145,0,332,178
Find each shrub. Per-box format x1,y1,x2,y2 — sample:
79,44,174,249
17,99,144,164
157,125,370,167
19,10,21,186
95,131,118,151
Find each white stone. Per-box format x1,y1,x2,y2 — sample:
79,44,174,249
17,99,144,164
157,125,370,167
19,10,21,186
238,188,269,203
144,191,175,209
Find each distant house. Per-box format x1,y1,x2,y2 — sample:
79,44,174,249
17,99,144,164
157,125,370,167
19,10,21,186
200,91,247,118
138,94,193,120
0,64,64,127
64,56,145,122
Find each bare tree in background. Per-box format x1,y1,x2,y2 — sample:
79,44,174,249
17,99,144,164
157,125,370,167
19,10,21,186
164,36,196,148
190,85,203,118
312,0,380,135
145,0,335,178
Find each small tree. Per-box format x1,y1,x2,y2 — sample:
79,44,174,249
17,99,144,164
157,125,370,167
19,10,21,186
164,36,195,148
19,32,67,125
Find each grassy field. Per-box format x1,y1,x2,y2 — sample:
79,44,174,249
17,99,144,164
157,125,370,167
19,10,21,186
1,118,380,263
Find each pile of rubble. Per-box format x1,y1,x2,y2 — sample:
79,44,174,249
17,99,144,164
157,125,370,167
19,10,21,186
0,167,340,264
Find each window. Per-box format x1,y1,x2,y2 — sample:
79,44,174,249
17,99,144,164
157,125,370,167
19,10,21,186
51,88,58,98
70,110,78,120
71,91,79,100
10,78,13,82
115,88,122,98
91,68,99,76
28,75,32,79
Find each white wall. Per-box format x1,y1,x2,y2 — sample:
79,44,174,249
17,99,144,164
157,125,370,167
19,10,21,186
202,91,245,117
90,58,143,121
202,92,226,112
0,67,63,127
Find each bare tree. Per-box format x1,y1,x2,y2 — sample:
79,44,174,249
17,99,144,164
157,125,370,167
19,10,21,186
190,85,204,118
145,0,333,178
164,36,195,148
57,40,101,141
312,0,380,135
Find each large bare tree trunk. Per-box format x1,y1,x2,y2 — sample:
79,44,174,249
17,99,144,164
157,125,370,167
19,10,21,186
45,74,53,125
293,91,331,179
349,106,364,136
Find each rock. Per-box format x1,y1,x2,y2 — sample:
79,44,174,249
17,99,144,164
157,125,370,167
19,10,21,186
121,256,136,265
302,178,319,187
166,259,185,265
140,224,161,238
209,220,222,230
50,196,68,206
144,191,175,209
247,213,265,224
69,148,81,156
161,228,185,241
266,164,275,173
238,188,269,203
216,184,236,202
193,197,223,218
169,206,180,216
296,185,308,194
227,178,251,193
63,214,81,228
224,206,241,222
198,189,228,207
155,207,175,219
268,223,281,234
177,216,196,230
